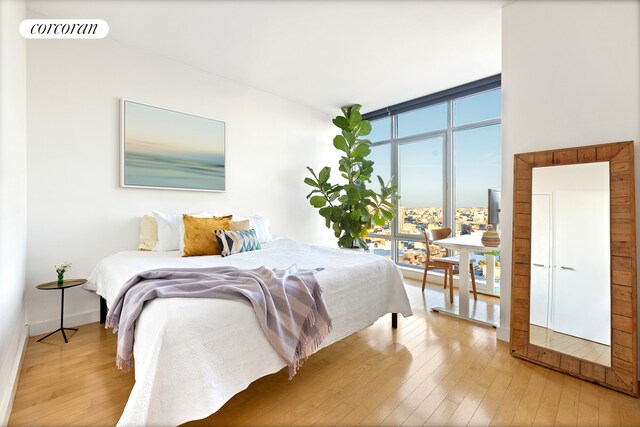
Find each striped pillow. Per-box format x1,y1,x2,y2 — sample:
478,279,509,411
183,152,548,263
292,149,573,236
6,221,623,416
214,229,261,257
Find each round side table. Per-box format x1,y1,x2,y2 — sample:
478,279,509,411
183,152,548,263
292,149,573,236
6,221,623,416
36,279,87,343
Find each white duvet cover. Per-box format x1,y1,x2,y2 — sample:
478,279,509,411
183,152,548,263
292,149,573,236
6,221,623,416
86,239,412,426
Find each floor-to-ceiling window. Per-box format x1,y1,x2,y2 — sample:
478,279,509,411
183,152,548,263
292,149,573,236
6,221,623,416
364,76,501,277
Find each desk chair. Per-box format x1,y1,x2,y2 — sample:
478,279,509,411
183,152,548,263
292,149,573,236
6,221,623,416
421,228,477,304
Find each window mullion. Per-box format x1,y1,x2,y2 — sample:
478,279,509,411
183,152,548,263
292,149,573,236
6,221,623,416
445,100,454,234
391,114,399,264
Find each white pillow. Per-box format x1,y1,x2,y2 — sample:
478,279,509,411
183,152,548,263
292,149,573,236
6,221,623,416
248,215,273,243
152,211,182,251
138,215,158,251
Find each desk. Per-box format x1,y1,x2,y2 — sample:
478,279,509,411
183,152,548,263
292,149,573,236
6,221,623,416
432,235,499,327
36,279,86,343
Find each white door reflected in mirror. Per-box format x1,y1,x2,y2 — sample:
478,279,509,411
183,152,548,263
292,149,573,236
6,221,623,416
529,162,611,367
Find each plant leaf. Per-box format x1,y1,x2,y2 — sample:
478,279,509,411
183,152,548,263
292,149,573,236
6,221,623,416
304,177,318,188
333,223,342,238
347,186,360,200
358,120,372,136
352,144,371,158
333,135,348,152
309,196,327,208
333,116,349,131
319,166,331,184
349,110,362,128
342,130,356,146
319,206,331,217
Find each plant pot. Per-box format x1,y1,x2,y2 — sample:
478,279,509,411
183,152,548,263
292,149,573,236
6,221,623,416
341,247,365,252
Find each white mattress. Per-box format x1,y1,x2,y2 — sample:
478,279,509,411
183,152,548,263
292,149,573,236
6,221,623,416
86,239,412,426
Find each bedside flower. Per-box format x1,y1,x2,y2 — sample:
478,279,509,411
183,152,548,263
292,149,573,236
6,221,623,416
55,262,72,274
55,262,72,284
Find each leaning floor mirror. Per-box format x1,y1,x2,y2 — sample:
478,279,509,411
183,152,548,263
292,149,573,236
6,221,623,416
510,141,638,396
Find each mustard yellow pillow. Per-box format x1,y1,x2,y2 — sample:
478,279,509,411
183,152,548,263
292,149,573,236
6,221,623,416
230,219,251,231
183,214,232,256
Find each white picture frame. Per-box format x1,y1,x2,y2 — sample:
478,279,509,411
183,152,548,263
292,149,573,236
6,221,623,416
120,99,225,192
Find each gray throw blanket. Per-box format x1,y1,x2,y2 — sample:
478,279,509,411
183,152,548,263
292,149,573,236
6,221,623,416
105,265,332,379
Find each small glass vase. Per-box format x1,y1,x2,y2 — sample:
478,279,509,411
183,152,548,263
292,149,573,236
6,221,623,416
57,272,64,285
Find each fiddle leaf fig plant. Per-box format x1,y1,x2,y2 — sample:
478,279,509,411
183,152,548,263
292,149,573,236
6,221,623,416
305,104,398,249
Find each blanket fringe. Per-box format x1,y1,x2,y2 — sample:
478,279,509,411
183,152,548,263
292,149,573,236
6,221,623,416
116,354,133,372
105,311,120,333
289,285,333,379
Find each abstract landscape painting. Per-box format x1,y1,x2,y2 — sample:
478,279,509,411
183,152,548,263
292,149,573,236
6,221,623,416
121,100,225,191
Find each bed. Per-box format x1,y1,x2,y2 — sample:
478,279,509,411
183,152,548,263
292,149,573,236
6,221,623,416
85,238,412,426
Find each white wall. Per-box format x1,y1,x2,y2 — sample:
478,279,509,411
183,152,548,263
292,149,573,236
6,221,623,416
0,0,28,423
26,34,336,334
500,0,640,341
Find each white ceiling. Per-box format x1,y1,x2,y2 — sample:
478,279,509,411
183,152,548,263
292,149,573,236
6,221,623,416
27,0,504,115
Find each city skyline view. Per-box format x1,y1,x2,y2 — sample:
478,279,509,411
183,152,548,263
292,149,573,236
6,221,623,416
366,206,500,283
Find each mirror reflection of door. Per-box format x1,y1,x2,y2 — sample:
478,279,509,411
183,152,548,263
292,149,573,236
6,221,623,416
530,194,551,328
529,162,611,367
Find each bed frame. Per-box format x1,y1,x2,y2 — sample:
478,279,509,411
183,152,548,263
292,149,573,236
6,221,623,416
100,296,398,328
100,296,108,324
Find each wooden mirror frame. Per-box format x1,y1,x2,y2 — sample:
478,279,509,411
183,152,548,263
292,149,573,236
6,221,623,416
510,141,638,396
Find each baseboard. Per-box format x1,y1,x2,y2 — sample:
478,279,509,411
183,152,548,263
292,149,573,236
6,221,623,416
496,326,510,342
0,323,28,427
28,309,99,336
399,267,500,297
399,266,447,285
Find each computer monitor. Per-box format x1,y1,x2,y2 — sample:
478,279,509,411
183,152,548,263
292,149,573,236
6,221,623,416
488,189,501,229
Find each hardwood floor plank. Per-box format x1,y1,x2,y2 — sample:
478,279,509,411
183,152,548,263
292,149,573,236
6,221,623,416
618,396,640,427
487,360,534,426
530,370,564,426
394,330,493,426
599,387,622,427
466,370,514,427
423,398,459,426
337,345,450,425
555,375,581,426
510,365,549,427
577,381,600,427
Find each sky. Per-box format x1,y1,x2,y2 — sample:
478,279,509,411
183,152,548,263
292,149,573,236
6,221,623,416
125,101,225,155
367,88,501,208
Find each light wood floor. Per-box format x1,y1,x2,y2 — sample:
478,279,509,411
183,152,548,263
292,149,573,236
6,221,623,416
9,280,640,426
530,325,611,367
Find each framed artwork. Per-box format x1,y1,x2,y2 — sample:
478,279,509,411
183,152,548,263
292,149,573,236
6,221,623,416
120,99,225,192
